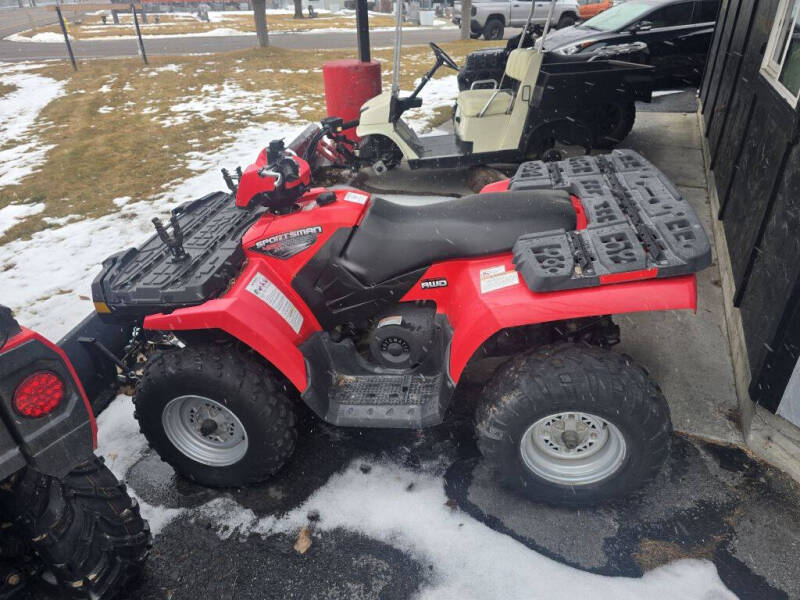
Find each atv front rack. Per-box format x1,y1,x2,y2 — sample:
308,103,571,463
511,150,711,292
93,192,262,318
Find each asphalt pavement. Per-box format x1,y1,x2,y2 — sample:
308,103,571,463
0,6,61,39
21,382,800,600
0,27,462,62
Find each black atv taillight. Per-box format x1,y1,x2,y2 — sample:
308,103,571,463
13,371,64,418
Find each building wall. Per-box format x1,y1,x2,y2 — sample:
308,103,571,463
700,0,800,416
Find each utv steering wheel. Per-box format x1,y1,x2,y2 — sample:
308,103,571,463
429,42,459,71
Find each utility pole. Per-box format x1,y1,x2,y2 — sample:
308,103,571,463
55,5,77,71
460,0,471,40
355,0,370,62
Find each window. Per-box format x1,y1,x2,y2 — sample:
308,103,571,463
645,2,695,27
693,0,720,23
580,2,651,31
762,0,800,106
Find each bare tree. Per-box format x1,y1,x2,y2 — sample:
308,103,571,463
252,0,269,47
293,0,304,18
460,0,472,40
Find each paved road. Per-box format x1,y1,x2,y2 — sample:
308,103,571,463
0,7,62,38
0,27,462,62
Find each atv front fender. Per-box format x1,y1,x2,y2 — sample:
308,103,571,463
402,255,698,383
143,296,309,392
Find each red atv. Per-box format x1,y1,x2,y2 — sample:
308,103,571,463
0,307,149,599
92,127,710,506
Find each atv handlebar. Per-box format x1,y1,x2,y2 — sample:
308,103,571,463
258,168,284,189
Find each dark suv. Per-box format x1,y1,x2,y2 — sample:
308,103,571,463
541,0,721,87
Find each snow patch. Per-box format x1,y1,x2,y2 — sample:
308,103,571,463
266,461,737,600
6,31,74,43
0,202,45,237
0,65,66,188
0,63,64,146
402,74,459,132
161,82,298,126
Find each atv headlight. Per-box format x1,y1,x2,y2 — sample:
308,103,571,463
554,40,597,55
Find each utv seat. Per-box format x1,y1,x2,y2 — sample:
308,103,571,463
458,89,514,117
456,48,541,118
341,191,576,285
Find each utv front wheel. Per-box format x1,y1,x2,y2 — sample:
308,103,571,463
476,343,671,507
134,344,297,488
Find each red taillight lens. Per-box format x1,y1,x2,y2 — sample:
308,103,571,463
13,372,64,418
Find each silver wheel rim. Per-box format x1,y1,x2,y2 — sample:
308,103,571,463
162,395,248,467
519,411,626,486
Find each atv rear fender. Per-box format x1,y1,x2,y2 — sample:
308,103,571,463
401,254,698,382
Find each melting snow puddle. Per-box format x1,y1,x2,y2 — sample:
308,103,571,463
96,394,736,600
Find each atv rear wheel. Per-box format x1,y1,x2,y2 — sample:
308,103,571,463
0,456,150,599
476,343,671,507
134,344,297,488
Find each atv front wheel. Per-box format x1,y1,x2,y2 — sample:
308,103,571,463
476,343,671,507
134,344,297,488
0,456,150,599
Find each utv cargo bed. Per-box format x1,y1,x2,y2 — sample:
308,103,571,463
511,149,712,292
93,192,262,318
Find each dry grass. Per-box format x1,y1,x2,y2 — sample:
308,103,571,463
0,82,17,100
0,39,496,244
19,11,413,40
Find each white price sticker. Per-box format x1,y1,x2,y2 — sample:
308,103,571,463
343,191,369,205
479,265,519,294
246,272,304,334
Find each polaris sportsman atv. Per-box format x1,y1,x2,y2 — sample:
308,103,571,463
91,140,711,507
0,307,149,599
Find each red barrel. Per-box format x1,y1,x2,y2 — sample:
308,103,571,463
322,59,382,141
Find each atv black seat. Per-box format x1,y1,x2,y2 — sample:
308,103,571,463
341,191,576,285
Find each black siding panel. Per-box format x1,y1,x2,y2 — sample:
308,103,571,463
707,0,758,155
701,0,733,105
738,143,800,378
719,101,790,292
703,0,744,125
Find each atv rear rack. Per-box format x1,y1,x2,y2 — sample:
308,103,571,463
511,150,711,292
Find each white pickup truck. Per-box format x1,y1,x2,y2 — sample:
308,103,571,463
452,0,580,40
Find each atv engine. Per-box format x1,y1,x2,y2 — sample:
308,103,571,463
368,304,436,369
